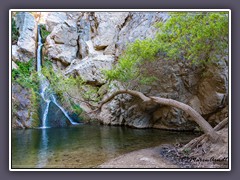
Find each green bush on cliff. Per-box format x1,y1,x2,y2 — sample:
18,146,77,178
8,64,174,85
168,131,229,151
12,59,39,90
105,12,228,86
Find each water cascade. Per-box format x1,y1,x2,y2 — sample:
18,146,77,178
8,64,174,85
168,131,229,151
37,25,78,128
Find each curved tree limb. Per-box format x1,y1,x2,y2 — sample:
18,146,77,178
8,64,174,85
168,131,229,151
180,118,228,151
90,89,219,142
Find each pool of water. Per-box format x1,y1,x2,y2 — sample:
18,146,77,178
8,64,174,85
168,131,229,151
11,124,200,169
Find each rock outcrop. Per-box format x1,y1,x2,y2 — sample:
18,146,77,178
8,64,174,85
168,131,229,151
12,83,37,129
45,22,78,65
45,12,68,32
12,12,37,62
65,54,114,85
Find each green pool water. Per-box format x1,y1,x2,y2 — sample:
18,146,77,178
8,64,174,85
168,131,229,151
11,124,199,169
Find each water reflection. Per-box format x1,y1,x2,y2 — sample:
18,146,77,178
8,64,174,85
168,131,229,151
36,128,50,168
12,125,200,168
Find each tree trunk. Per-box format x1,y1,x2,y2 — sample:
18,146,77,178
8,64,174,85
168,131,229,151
93,89,219,142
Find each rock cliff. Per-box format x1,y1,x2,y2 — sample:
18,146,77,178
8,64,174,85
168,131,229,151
12,11,229,130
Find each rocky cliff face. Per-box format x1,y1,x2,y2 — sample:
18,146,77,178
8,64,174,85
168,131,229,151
12,11,228,130
11,12,38,129
12,12,37,62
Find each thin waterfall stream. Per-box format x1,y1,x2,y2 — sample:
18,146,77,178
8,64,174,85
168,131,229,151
37,25,78,128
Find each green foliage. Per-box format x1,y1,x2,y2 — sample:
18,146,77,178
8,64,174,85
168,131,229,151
69,100,83,115
29,88,40,127
40,24,50,42
42,58,85,99
105,12,229,88
155,12,228,64
12,59,39,90
12,17,19,44
104,38,160,88
41,58,86,116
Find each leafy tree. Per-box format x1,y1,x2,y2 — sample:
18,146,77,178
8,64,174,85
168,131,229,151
106,12,228,88
155,12,228,64
101,12,229,142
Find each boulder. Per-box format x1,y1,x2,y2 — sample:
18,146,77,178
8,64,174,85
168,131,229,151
14,12,37,62
65,54,114,85
45,12,68,32
93,12,129,54
45,23,78,64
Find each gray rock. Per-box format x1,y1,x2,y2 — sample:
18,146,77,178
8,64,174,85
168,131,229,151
45,12,68,32
12,45,20,62
45,23,78,64
77,13,92,59
14,12,37,62
93,12,129,54
116,12,169,57
65,54,114,85
12,83,32,129
51,23,78,46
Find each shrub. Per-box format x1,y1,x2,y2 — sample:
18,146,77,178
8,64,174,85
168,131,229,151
105,12,229,88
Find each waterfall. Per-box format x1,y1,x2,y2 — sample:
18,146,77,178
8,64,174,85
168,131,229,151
37,25,78,128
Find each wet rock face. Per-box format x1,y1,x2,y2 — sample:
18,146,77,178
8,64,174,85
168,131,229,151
13,12,37,62
47,102,71,127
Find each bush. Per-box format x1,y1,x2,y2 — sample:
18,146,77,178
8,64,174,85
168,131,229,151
12,59,39,90
105,12,229,88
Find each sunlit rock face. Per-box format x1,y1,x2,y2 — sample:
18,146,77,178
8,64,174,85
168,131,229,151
13,12,37,62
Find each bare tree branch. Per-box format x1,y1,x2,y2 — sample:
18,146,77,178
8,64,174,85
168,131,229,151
89,89,220,142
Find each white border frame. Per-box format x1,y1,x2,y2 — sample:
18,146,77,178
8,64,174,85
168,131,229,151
9,9,231,171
